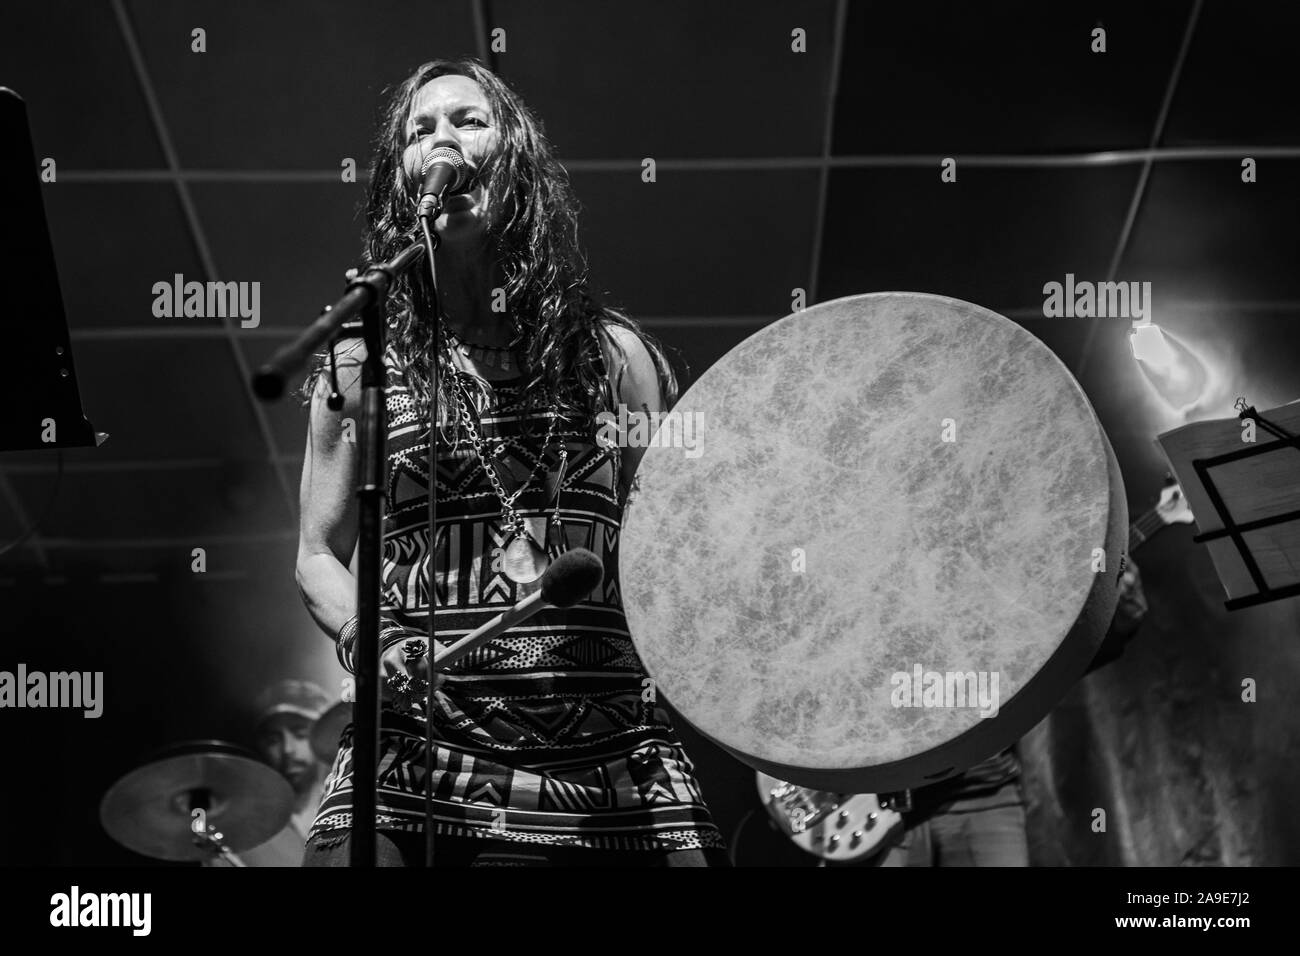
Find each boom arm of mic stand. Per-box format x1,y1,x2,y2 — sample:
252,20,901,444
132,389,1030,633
251,243,426,400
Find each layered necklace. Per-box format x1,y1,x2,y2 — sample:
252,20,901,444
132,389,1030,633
447,345,567,585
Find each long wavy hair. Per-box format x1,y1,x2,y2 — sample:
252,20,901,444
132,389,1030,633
303,57,678,436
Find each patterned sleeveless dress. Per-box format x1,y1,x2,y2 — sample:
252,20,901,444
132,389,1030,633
309,343,723,851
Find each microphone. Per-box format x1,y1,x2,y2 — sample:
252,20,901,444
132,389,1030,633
416,146,469,220
430,549,604,671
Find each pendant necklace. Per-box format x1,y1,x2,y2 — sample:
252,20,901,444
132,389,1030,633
450,366,561,584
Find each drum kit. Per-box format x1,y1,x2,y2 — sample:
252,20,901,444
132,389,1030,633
102,291,1129,865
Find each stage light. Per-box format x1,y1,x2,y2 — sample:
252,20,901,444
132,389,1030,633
1129,323,1210,412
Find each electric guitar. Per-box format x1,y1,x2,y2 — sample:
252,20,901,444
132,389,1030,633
751,481,1194,863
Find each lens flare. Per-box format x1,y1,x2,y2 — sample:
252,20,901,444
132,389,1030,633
1130,324,1211,412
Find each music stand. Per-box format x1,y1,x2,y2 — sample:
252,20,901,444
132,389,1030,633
0,88,104,455
1157,398,1300,610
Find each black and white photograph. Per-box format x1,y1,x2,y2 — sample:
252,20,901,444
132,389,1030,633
1,0,1296,936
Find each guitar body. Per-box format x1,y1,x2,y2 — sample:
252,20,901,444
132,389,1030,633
754,771,904,863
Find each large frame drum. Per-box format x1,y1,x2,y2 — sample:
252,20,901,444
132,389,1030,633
620,293,1126,792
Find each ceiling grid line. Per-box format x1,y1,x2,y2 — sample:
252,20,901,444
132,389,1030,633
1076,0,1204,381
49,143,1300,185
0,472,50,567
1104,0,1206,285
808,0,850,306
110,0,298,525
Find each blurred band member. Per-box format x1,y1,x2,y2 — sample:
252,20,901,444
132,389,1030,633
206,680,331,867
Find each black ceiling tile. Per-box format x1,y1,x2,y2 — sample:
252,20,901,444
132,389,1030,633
67,338,273,462
651,322,768,391
0,553,44,578
0,2,163,168
1123,160,1300,302
127,0,479,169
572,168,819,318
6,459,291,541
42,183,207,330
1016,319,1097,372
187,182,368,328
493,0,837,159
0,486,26,541
834,0,1191,155
817,164,1139,312
1163,3,1300,146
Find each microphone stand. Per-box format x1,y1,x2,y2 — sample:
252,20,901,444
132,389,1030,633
252,232,432,867
415,212,441,870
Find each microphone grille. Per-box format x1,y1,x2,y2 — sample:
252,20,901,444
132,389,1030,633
420,146,467,176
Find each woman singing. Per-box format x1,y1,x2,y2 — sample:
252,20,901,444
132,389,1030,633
294,58,725,866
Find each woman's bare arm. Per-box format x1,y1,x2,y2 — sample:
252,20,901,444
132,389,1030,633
598,323,666,498
295,339,367,639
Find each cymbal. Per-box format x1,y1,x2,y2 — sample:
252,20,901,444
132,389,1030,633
310,700,351,764
100,739,293,862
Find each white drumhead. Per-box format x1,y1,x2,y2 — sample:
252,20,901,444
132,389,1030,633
620,293,1126,791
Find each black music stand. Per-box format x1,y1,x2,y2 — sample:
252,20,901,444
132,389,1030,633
0,88,104,456
1189,401,1300,610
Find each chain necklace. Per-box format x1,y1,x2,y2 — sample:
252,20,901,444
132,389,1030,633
449,367,565,584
